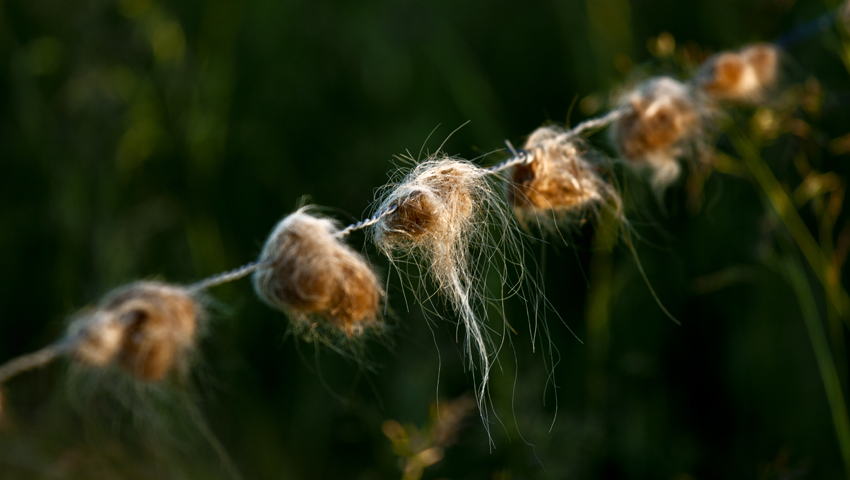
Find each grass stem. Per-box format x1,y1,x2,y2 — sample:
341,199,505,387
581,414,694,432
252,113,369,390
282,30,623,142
732,130,850,321
779,251,850,477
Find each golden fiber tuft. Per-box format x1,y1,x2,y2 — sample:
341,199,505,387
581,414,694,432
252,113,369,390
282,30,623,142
696,43,780,103
253,209,383,338
371,156,522,427
378,163,476,247
73,313,126,367
507,126,620,224
611,77,703,190
371,159,491,300
70,281,201,382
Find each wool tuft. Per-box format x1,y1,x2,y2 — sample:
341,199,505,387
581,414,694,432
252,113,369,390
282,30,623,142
371,155,521,418
611,77,705,190
696,43,780,103
70,281,201,382
507,126,621,227
253,209,383,338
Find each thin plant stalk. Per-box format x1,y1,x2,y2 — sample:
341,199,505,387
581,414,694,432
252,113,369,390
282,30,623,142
825,0,850,77
585,207,619,410
818,188,848,385
778,249,850,477
731,130,850,321
734,129,850,470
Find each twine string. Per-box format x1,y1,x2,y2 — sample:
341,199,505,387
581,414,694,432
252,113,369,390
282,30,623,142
188,260,268,291
567,107,629,137
487,107,628,175
487,149,536,173
337,204,400,237
0,337,78,386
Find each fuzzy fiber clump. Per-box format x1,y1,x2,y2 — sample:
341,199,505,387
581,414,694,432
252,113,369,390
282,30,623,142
253,208,384,338
71,281,201,382
508,125,621,228
371,156,522,421
611,76,706,190
696,43,780,103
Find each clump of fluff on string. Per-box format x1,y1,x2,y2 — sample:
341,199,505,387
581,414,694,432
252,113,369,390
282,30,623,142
68,281,203,382
369,154,524,429
0,280,204,386
506,125,623,231
695,43,781,104
0,281,206,436
252,207,385,347
0,280,245,478
62,281,241,479
610,76,711,192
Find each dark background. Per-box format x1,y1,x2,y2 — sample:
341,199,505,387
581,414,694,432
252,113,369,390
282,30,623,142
0,0,849,478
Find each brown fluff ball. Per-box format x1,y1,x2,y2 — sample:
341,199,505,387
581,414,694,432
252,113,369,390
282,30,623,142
371,156,520,419
696,43,780,103
253,209,383,338
507,126,621,225
611,77,703,190
378,162,476,248
371,159,489,294
70,282,201,382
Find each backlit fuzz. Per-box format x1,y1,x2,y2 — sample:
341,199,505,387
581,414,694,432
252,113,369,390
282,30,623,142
252,208,384,341
695,43,781,103
370,155,525,431
0,281,202,388
73,281,201,381
507,125,622,230
610,77,708,191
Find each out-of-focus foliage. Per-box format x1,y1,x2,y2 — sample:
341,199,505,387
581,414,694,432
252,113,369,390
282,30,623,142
1,0,849,478
383,395,477,480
